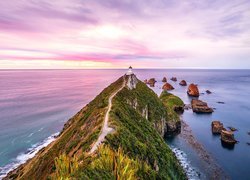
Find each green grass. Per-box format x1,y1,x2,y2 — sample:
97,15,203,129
160,91,184,122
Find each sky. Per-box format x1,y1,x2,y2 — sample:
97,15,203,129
0,0,250,69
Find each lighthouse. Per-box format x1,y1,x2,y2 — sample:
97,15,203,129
126,66,133,75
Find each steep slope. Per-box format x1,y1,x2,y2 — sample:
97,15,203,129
5,74,185,180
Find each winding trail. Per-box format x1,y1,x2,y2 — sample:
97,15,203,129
90,76,126,153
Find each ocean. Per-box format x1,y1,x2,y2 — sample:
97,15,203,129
0,69,250,179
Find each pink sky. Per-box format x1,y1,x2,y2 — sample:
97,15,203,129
0,0,250,69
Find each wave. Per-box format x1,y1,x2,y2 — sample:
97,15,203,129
170,146,202,180
0,132,59,179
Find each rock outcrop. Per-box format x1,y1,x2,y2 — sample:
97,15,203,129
162,77,167,82
187,84,199,97
221,130,237,145
147,78,156,87
126,74,138,90
162,83,174,91
191,99,213,113
170,77,177,81
211,121,224,134
179,80,187,86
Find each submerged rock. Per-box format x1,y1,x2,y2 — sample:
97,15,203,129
217,101,225,104
206,90,212,94
248,132,250,136
171,77,177,81
184,104,192,110
162,77,167,82
211,121,224,134
191,99,213,113
228,127,238,131
221,130,237,145
179,80,187,86
187,84,199,97
162,83,174,91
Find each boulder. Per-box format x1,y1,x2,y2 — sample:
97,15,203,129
211,121,224,134
187,83,199,97
162,83,174,91
162,77,167,82
179,80,187,86
217,101,225,104
221,130,237,145
170,77,177,81
206,90,212,94
191,99,213,113
147,78,156,87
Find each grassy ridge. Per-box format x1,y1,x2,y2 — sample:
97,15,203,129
6,76,186,180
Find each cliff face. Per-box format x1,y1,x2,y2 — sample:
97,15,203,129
5,75,185,180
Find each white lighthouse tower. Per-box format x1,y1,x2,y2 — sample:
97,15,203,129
126,66,133,75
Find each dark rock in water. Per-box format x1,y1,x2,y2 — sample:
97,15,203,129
247,142,250,146
221,130,237,145
206,90,212,94
228,127,238,131
174,106,184,114
162,77,167,82
179,80,187,86
170,77,177,82
162,83,174,91
200,93,205,95
184,104,192,110
217,101,225,104
147,78,156,87
165,121,181,137
187,84,199,97
211,121,224,134
248,132,250,136
191,99,213,113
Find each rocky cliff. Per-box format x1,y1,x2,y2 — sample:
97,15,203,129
5,74,185,180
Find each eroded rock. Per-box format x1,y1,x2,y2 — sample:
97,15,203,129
179,80,187,86
147,78,156,87
162,83,174,91
221,130,237,145
171,77,177,81
191,99,213,113
187,84,199,97
211,121,224,134
162,77,167,82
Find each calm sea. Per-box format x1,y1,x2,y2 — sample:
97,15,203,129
0,69,250,179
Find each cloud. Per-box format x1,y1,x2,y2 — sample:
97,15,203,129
0,0,250,68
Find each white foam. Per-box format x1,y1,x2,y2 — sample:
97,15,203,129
0,132,59,179
170,146,201,180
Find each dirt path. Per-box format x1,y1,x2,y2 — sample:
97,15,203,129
90,77,126,153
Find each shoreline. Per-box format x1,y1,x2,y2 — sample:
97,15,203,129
0,132,59,179
179,118,228,179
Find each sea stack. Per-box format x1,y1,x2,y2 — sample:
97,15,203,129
211,121,224,134
170,77,177,82
147,78,156,87
187,83,199,97
221,130,237,145
179,80,187,86
162,77,167,82
191,99,213,113
162,83,174,91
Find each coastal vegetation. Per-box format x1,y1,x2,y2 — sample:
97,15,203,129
5,75,186,179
